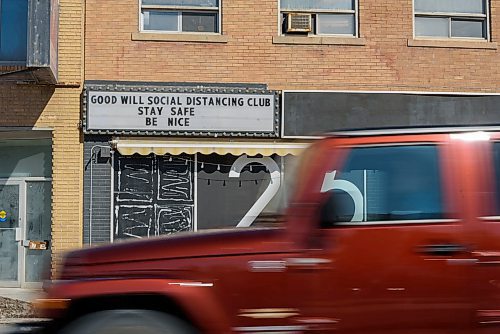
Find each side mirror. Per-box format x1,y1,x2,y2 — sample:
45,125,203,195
319,189,356,228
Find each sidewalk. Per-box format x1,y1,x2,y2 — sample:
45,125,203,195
0,289,43,324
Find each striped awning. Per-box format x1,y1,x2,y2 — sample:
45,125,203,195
112,137,310,156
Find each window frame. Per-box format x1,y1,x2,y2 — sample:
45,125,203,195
484,141,500,219
278,0,359,38
320,143,454,228
413,0,490,40
139,0,221,34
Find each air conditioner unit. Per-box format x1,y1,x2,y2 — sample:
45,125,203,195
286,13,312,33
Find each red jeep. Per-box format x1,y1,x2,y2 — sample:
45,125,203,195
37,127,500,334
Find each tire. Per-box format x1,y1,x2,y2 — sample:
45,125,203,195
59,309,197,334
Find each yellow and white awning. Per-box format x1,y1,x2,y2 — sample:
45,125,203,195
112,137,310,156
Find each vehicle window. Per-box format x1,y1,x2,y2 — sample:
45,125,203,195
321,145,444,225
491,142,500,215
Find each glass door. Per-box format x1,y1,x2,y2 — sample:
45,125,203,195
0,182,22,287
25,181,51,285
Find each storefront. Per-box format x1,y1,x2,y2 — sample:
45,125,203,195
82,82,308,243
83,85,500,244
0,131,52,287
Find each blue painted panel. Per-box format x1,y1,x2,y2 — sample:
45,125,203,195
0,0,28,62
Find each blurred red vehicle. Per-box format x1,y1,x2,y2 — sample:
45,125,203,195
36,126,500,334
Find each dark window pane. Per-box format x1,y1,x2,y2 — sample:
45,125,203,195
197,154,290,229
142,10,178,31
321,145,444,226
281,0,354,11
317,14,355,35
143,0,218,7
415,0,485,14
182,12,217,32
0,0,28,62
452,19,485,38
415,16,449,37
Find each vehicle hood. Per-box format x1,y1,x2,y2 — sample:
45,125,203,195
63,227,288,269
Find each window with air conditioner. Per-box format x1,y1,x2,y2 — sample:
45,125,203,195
414,0,489,39
280,0,358,37
140,0,220,34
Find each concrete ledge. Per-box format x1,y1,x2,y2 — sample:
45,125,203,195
273,36,366,46
0,318,48,324
0,288,42,303
408,38,498,50
131,32,228,43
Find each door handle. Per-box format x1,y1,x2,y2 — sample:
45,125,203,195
15,228,22,241
417,244,467,256
286,258,333,270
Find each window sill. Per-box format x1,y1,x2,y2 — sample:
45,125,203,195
273,36,366,46
407,38,497,50
131,32,228,43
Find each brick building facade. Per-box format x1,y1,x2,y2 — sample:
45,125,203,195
2,1,497,284
85,0,498,92
82,0,500,244
0,0,82,285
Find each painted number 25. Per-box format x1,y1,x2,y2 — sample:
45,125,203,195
229,155,281,228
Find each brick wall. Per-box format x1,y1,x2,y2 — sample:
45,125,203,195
40,90,82,276
85,0,499,92
0,0,83,276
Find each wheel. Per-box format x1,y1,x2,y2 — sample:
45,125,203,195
59,309,197,334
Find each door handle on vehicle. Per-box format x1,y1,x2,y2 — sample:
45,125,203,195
286,258,333,270
417,244,467,256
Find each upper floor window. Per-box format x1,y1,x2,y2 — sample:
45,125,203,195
140,0,220,34
320,145,445,226
280,0,358,37
0,0,28,62
414,0,488,39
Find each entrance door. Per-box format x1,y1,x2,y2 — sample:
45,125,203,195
0,182,22,287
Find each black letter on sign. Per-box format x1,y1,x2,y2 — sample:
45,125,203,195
146,117,157,126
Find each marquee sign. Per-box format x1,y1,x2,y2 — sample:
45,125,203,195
84,83,279,137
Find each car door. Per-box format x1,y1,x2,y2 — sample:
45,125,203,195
471,137,500,333
303,138,473,333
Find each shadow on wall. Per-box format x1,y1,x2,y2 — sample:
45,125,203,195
0,83,55,126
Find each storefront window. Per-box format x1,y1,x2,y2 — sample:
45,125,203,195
197,154,298,229
0,139,52,178
113,152,299,239
198,154,271,229
114,154,194,239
